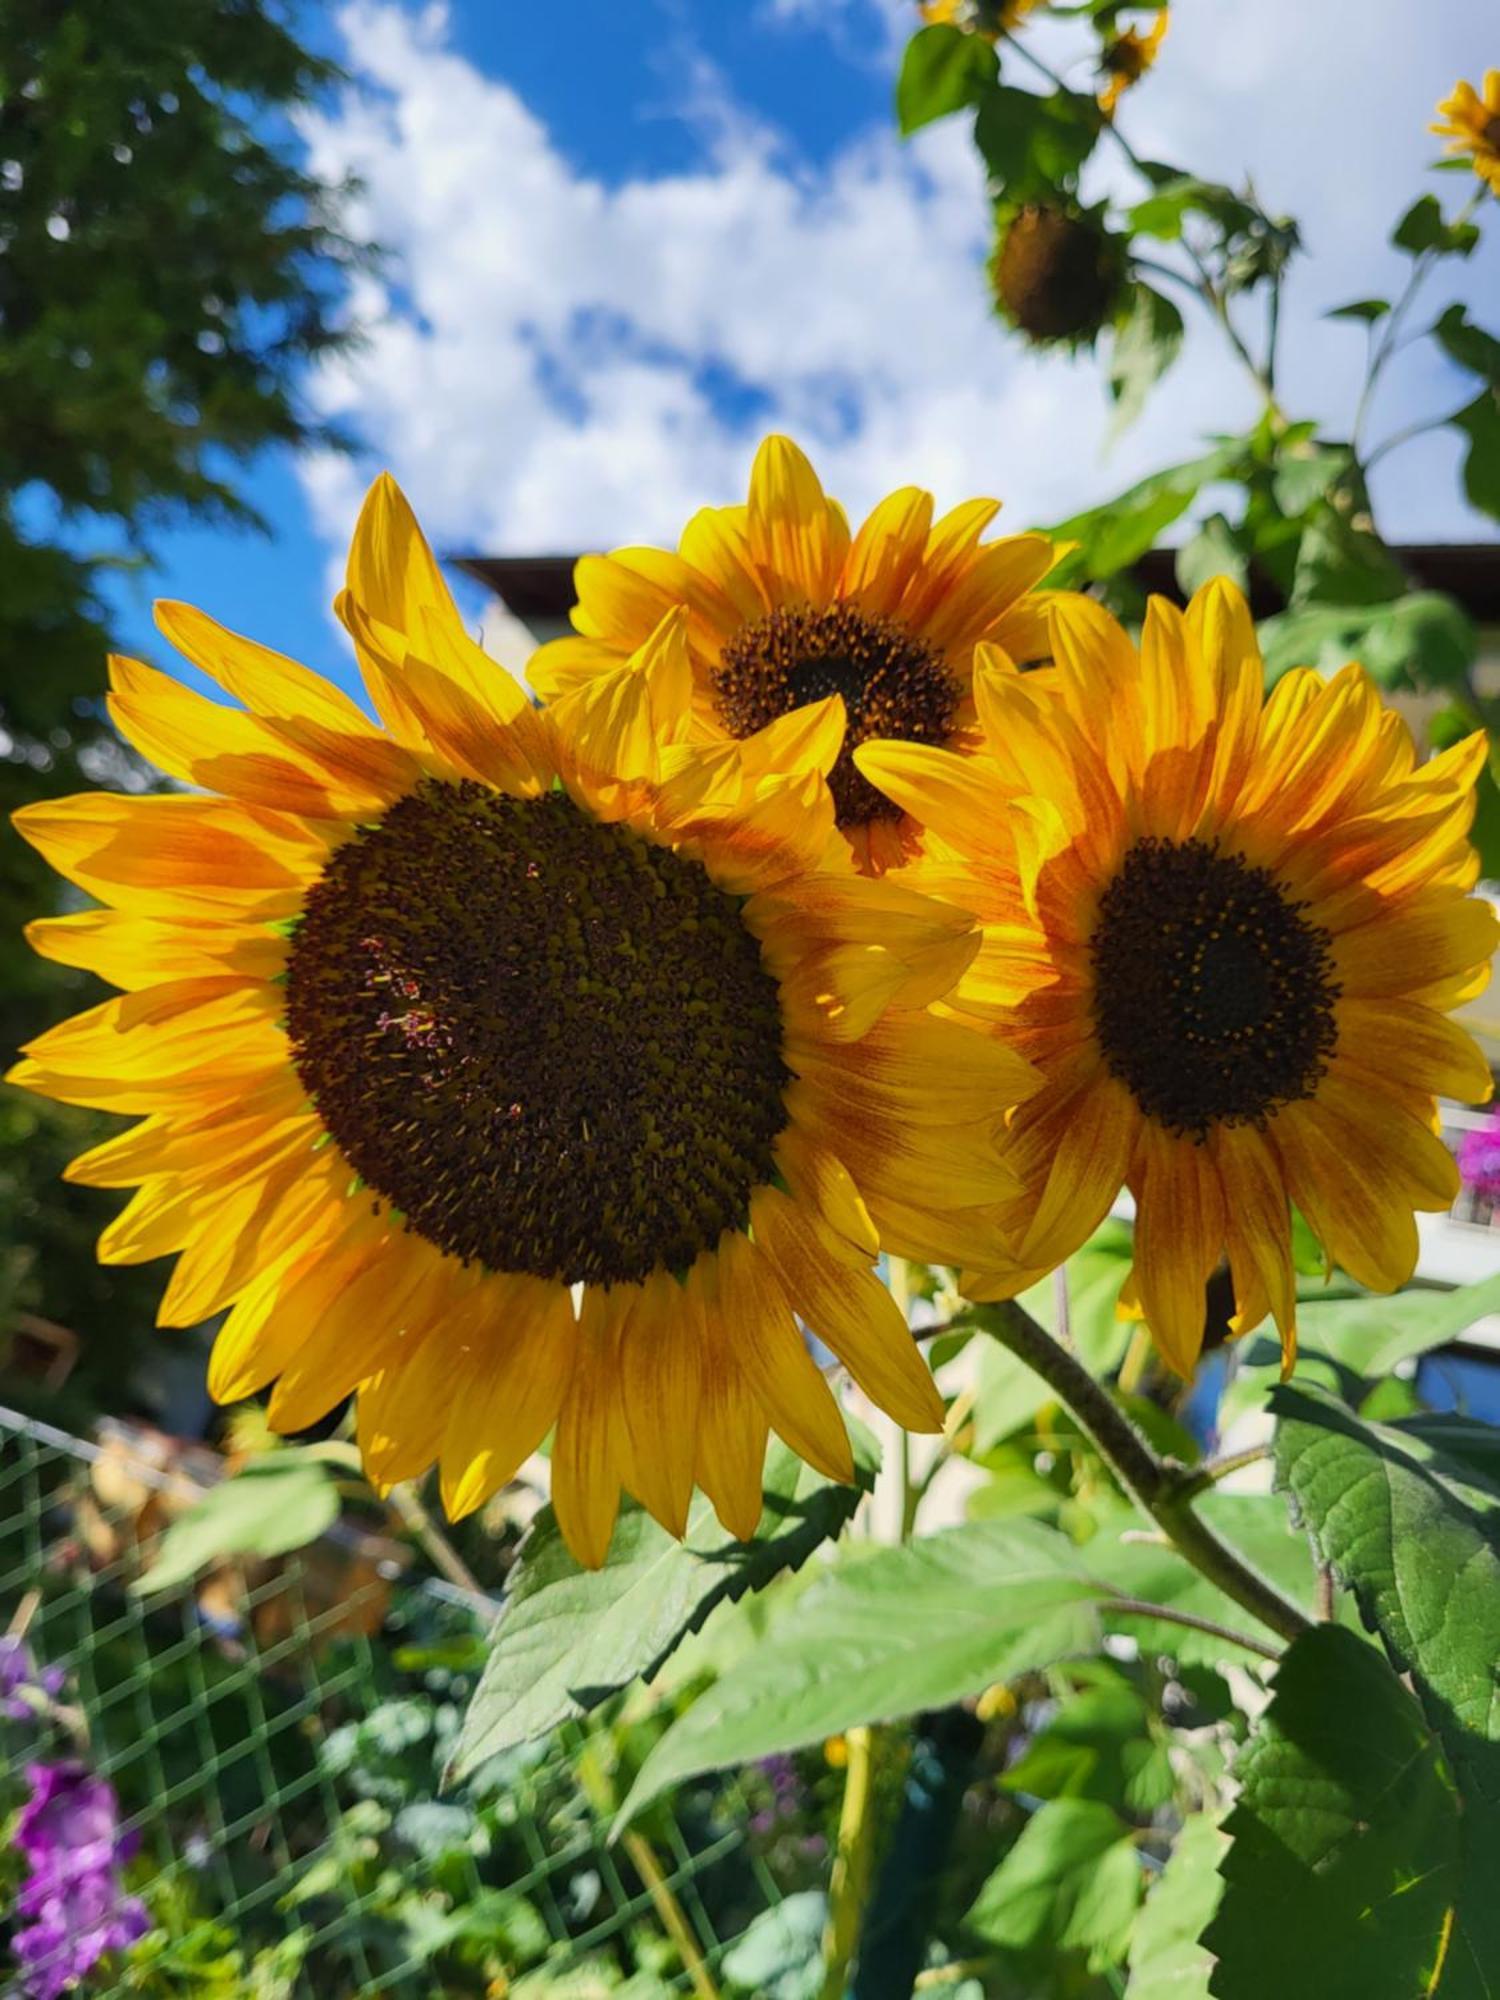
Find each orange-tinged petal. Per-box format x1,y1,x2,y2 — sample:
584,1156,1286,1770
752,1186,945,1432
717,1228,854,1484
1129,1127,1226,1377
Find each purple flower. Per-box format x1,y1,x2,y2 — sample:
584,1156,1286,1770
0,1637,64,1723
10,1763,149,1998
1459,1113,1500,1203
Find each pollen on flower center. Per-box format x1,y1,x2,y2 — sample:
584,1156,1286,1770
711,603,960,827
284,780,791,1285
1089,837,1339,1140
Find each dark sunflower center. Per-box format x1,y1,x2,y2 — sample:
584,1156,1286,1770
1485,114,1500,150
1089,837,1339,1140
710,603,959,827
283,780,791,1285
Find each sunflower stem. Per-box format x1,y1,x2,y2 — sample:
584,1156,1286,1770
819,1724,879,2000
980,1300,1312,1648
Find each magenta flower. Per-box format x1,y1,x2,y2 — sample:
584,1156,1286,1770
10,1763,149,1999
1459,1111,1500,1204
0,1637,64,1724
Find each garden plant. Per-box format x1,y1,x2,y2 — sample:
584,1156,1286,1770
5,5,1500,1997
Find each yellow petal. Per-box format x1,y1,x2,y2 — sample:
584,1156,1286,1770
752,1187,944,1432
551,1288,631,1568
717,1229,854,1484
617,1271,704,1538
439,1277,578,1519
746,435,848,608
1130,1128,1226,1377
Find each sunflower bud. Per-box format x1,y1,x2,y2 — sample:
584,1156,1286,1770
990,203,1126,345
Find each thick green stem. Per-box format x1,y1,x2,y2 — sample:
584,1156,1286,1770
983,1300,1312,1649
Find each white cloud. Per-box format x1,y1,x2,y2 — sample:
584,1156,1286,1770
296,0,1499,574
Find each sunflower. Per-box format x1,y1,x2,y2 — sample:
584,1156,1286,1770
1431,72,1500,196
528,436,1059,875
859,582,1498,1376
1098,11,1168,118
991,203,1128,345
919,0,1040,37
10,476,1035,1567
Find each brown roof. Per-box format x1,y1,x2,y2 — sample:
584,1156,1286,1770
455,544,1500,624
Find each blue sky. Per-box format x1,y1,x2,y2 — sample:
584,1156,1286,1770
92,0,1500,703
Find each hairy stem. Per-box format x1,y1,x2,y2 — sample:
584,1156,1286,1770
982,1299,1311,1648
1098,1596,1282,1665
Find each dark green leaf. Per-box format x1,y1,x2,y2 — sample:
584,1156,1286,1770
1433,304,1500,386
1393,194,1481,258
1125,1812,1224,1999
966,1799,1143,1970
1272,1385,1500,1973
1291,507,1406,608
973,86,1100,200
1000,1668,1174,1814
1326,298,1391,324
895,24,997,136
1452,390,1500,521
135,1453,340,1592
617,1519,1102,1821
1205,1626,1464,1998
1108,284,1185,437
448,1435,877,1779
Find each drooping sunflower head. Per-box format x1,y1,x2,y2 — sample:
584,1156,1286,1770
11,476,1036,1566
861,582,1499,1377
528,435,1060,874
1098,9,1169,117
1431,71,1500,195
990,204,1129,346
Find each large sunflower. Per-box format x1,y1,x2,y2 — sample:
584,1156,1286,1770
11,477,1034,1566
860,582,1498,1375
528,436,1058,874
1431,72,1500,196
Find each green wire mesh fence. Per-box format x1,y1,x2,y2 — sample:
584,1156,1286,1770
0,1404,800,1999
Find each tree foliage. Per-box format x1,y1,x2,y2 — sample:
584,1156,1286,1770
0,0,366,1412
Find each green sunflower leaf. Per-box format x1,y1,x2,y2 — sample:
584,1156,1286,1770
895,24,998,137
615,1518,1102,1824
1125,1812,1225,1999
134,1451,342,1594
1107,282,1185,438
1205,1625,1465,1998
446,1430,877,1782
1452,389,1500,521
973,85,1101,201
1432,304,1500,386
1255,1385,1500,1990
965,1798,1144,1972
1392,193,1481,258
